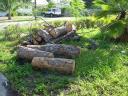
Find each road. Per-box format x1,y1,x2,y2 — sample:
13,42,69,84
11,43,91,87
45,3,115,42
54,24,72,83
0,17,75,30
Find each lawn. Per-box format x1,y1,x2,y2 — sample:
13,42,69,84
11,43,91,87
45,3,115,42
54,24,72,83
0,22,128,96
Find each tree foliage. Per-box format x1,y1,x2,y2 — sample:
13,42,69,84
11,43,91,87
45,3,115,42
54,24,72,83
0,0,30,20
70,0,85,17
94,0,128,38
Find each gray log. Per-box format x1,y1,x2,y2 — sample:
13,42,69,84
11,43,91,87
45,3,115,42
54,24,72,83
17,46,54,60
27,44,80,58
52,31,76,43
32,57,75,74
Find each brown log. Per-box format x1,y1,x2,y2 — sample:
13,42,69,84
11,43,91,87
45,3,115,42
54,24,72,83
17,46,54,60
32,57,75,74
32,38,39,45
37,29,52,42
36,36,42,42
27,44,80,58
65,21,73,32
49,26,67,38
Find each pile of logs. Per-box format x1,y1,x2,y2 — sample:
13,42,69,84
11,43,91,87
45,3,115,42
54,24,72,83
22,21,79,46
17,21,81,74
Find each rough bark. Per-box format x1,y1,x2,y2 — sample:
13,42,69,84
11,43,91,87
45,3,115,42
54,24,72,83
52,31,76,43
49,26,68,38
27,44,80,58
32,57,75,74
37,30,52,42
32,38,39,45
17,46,54,60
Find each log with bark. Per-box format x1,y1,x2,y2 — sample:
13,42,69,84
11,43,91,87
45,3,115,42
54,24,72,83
48,22,75,38
27,44,80,58
17,46,54,60
37,29,52,42
49,26,68,38
32,57,75,74
52,31,77,43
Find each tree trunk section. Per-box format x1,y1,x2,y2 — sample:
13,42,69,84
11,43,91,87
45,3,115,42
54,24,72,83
17,46,54,60
37,30,52,42
52,31,76,43
49,26,68,38
27,44,80,58
8,11,11,20
32,57,75,74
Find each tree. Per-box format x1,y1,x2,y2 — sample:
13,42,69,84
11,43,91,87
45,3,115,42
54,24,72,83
94,0,128,20
83,0,93,7
69,0,85,17
0,0,30,20
94,0,128,38
47,1,55,9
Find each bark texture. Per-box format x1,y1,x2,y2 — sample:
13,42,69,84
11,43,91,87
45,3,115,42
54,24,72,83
27,44,80,58
17,46,54,60
32,57,75,74
49,26,68,38
37,30,52,42
52,31,77,43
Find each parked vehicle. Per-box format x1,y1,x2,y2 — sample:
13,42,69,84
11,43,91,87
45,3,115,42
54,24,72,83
44,8,62,17
0,12,7,17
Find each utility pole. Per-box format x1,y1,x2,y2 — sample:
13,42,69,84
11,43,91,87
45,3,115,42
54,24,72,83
34,0,37,20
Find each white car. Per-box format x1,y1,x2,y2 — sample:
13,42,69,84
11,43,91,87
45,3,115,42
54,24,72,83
44,8,62,17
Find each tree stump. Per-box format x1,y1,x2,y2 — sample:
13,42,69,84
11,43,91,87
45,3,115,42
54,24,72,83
32,57,75,74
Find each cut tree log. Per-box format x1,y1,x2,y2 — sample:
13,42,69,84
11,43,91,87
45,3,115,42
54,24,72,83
32,38,39,45
17,46,54,60
32,57,75,74
52,31,76,43
37,30,52,42
27,44,80,58
49,26,68,38
65,21,74,32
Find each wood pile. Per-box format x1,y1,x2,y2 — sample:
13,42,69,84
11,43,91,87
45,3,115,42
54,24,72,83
17,21,81,74
22,21,78,46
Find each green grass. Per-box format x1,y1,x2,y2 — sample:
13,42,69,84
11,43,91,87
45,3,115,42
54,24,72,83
0,26,128,96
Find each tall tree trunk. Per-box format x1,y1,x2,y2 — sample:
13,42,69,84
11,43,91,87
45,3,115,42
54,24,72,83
8,10,11,20
34,0,37,20
118,11,126,20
